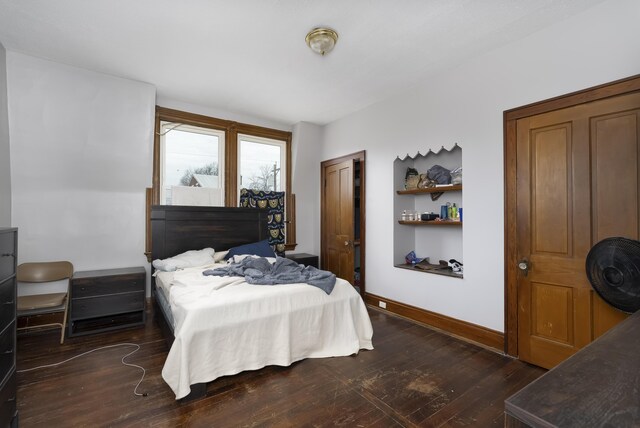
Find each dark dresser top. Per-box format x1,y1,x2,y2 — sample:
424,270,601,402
505,309,640,427
72,266,146,279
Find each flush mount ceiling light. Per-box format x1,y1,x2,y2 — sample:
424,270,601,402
305,27,338,56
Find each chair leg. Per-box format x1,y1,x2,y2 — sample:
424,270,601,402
60,298,69,344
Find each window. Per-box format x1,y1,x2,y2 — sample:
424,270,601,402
151,106,295,249
238,134,286,193
160,122,225,206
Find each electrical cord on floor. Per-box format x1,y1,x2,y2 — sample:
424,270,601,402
17,343,148,397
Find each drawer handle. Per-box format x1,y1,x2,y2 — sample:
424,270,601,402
1,253,14,258
3,349,13,354
7,396,16,402
4,300,14,305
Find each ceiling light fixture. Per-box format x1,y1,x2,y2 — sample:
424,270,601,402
305,27,338,56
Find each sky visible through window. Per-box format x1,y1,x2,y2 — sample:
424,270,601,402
165,129,218,186
240,140,282,191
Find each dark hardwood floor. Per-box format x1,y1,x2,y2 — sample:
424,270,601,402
16,305,545,427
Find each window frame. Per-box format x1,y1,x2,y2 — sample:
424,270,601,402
152,106,295,248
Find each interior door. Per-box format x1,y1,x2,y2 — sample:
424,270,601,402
323,159,355,283
516,92,640,369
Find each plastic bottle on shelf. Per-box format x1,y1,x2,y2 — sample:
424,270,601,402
451,203,459,221
401,210,407,221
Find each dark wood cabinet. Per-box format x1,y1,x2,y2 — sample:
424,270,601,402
285,253,319,269
0,228,18,427
68,267,145,337
505,309,640,427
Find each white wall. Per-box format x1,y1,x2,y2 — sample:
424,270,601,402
322,0,640,332
0,42,10,226
291,122,323,255
7,52,155,294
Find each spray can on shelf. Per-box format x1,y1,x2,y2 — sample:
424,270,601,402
440,205,448,220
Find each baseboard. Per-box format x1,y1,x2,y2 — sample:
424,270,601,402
364,293,504,352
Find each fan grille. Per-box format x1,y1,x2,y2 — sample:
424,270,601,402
586,237,640,313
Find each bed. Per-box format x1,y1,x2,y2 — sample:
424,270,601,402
151,205,374,400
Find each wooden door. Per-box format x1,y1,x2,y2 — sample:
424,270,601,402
323,160,355,283
515,92,640,369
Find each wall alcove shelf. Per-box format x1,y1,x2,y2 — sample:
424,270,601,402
397,184,462,195
394,262,463,279
393,144,463,278
398,220,462,226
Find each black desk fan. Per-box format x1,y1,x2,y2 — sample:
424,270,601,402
586,237,640,313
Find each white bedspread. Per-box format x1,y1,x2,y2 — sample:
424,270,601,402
159,265,374,399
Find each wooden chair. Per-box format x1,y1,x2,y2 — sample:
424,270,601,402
17,261,74,344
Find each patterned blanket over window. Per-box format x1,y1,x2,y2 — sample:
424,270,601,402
239,188,286,256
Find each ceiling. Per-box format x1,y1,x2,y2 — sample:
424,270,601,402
0,0,605,126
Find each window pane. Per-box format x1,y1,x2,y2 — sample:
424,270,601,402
239,138,284,192
161,123,225,206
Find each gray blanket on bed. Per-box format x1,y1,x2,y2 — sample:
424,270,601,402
203,257,336,295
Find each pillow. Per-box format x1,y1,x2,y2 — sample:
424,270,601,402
230,254,277,264
213,250,229,263
152,248,215,272
224,239,275,260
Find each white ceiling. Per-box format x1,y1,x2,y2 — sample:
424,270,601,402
0,0,605,126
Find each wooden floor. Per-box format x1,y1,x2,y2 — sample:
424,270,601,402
16,306,545,427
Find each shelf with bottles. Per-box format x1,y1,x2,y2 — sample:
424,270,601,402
398,220,461,226
398,202,462,225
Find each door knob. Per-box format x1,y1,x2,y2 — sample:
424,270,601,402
518,259,529,277
344,240,351,246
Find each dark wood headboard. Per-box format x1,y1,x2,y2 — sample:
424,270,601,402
151,205,269,261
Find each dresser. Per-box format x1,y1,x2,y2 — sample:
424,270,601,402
284,253,319,269
68,267,146,337
505,309,640,427
0,228,18,427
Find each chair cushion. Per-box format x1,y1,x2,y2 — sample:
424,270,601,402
18,293,67,311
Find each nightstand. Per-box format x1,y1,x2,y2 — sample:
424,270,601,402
284,253,319,269
68,267,145,337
